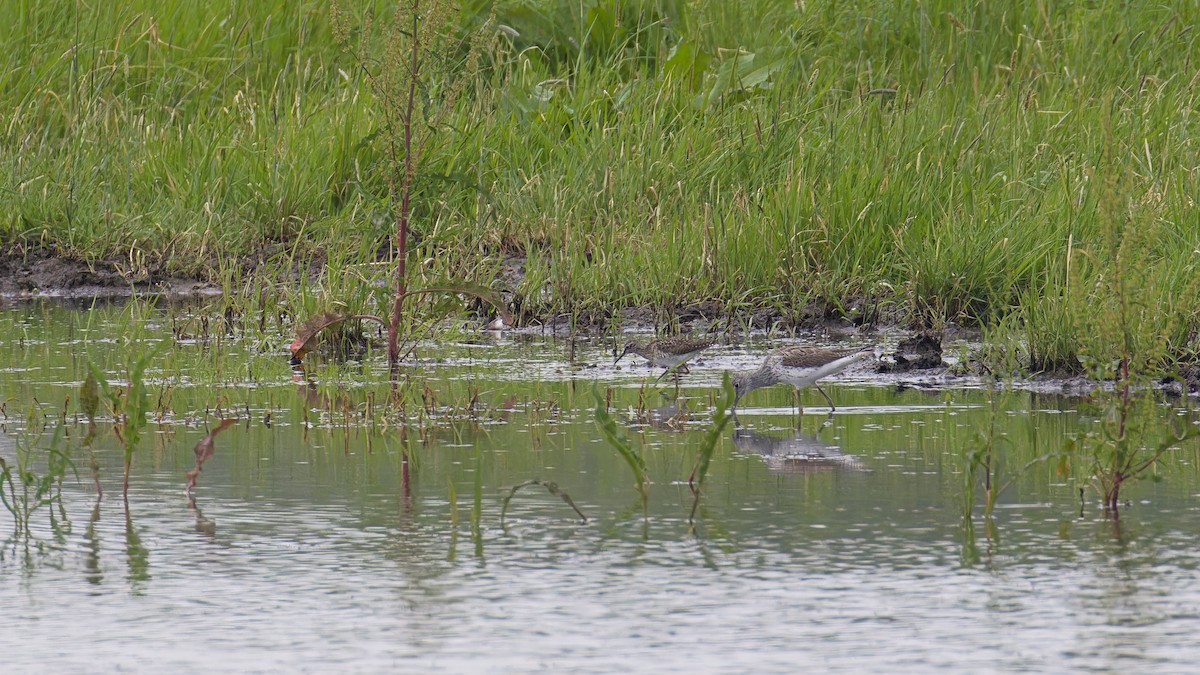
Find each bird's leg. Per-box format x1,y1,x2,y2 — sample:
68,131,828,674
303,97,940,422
816,384,836,412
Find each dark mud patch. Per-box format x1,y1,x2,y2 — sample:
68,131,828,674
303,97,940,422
879,333,944,372
0,247,219,299
1167,365,1200,395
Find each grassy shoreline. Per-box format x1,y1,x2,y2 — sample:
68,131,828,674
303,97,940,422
3,1,1199,377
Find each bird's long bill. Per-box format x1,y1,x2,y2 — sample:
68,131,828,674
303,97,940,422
614,345,631,365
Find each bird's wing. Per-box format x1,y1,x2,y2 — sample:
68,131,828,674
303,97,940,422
660,338,716,354
774,346,862,368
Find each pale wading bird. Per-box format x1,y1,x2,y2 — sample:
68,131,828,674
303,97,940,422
731,346,875,414
614,337,716,382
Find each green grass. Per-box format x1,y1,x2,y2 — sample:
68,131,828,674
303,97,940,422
3,0,1199,375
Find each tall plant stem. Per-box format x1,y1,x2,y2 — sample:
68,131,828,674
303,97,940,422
388,0,421,375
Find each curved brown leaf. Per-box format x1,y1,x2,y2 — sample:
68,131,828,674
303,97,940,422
289,312,386,362
185,418,238,493
80,371,100,423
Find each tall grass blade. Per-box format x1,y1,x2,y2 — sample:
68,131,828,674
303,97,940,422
689,371,735,521
592,382,649,515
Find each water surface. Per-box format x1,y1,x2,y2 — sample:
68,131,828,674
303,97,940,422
2,301,1199,673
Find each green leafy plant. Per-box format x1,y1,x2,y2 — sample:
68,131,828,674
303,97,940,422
592,383,649,516
332,0,501,372
688,372,735,520
1064,127,1200,515
1066,394,1197,515
0,422,74,537
692,48,784,111
89,351,155,501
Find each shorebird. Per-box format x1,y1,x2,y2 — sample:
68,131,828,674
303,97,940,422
615,337,716,382
731,346,874,413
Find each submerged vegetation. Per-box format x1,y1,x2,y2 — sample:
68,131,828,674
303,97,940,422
2,0,1198,379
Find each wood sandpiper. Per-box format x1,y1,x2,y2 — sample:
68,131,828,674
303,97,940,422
615,337,716,382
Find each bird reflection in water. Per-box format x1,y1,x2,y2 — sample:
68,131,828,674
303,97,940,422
731,426,868,474
638,390,709,431
644,396,690,430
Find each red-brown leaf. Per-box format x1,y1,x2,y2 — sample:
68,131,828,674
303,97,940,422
186,418,238,492
289,312,385,362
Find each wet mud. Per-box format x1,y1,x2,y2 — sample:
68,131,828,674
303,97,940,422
0,247,218,299
3,246,1197,395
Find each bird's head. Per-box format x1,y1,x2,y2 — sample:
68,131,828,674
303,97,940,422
614,341,639,365
730,371,751,410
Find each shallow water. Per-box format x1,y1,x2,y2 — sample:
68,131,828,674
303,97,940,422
2,301,1199,673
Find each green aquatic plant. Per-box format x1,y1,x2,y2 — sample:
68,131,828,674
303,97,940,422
687,372,736,522
447,476,459,561
471,446,484,557
0,415,74,537
1066,392,1198,516
959,388,1055,521
689,373,735,486
89,351,154,501
1064,127,1200,515
959,388,1007,521
592,383,649,516
80,369,103,497
331,0,498,372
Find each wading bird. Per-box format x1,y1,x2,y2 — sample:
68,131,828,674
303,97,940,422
731,346,874,414
615,337,716,382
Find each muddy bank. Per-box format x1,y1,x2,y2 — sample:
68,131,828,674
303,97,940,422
0,247,219,299
3,246,1196,395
